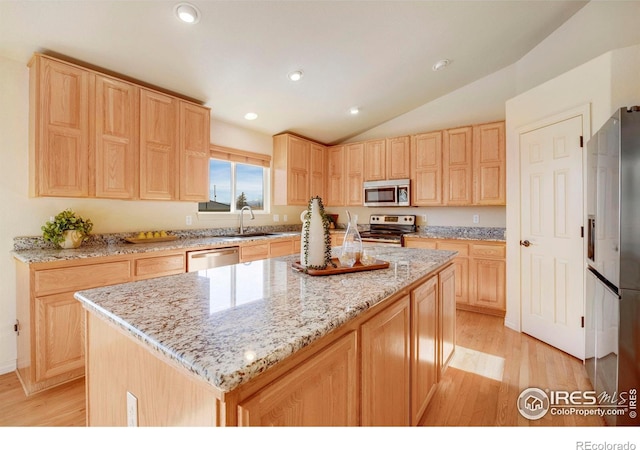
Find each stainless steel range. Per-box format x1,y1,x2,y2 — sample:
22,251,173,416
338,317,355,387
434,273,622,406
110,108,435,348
359,214,417,247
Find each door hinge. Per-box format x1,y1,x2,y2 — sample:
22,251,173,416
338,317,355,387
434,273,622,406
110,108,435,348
14,320,19,336
581,226,584,238
580,136,584,148
581,316,585,328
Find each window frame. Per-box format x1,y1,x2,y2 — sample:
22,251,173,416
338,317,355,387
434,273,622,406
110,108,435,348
197,145,271,215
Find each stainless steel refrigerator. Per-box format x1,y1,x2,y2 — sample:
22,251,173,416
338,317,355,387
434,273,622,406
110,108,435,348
585,106,640,426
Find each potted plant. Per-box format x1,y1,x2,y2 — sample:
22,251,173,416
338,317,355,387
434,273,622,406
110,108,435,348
42,209,94,249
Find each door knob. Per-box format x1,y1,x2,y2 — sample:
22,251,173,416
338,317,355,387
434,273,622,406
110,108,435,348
520,240,531,247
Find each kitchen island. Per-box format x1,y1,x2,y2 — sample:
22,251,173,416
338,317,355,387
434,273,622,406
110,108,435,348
75,247,456,426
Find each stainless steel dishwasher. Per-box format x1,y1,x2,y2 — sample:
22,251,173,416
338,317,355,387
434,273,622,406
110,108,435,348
186,247,240,272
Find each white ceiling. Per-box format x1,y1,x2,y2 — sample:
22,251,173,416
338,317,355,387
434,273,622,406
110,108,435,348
0,1,588,144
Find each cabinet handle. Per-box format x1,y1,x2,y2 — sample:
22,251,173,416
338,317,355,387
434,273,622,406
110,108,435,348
519,240,531,247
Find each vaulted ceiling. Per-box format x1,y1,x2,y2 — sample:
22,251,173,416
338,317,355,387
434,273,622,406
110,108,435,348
0,1,589,144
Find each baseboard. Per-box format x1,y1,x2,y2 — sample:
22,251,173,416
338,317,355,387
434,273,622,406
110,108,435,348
0,359,16,375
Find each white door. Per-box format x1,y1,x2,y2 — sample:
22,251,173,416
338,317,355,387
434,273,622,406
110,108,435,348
520,115,585,359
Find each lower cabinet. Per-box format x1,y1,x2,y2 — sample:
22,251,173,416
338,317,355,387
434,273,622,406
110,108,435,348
438,264,456,376
238,331,358,426
361,296,411,426
404,237,505,316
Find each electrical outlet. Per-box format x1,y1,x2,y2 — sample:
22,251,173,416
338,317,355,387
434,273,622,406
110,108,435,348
421,214,427,223
186,215,192,226
126,391,138,427
473,214,479,224
273,214,279,222
283,215,288,222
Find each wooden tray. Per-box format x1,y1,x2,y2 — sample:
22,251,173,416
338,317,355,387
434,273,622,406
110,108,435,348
124,236,178,244
291,258,389,276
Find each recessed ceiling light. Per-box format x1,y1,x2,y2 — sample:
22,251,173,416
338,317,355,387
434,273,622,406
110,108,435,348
287,70,304,82
244,112,258,121
349,107,360,115
174,3,201,24
432,59,451,71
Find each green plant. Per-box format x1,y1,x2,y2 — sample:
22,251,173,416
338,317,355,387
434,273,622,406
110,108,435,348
42,209,93,246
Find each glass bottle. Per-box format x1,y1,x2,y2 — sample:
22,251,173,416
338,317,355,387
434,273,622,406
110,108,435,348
339,210,362,267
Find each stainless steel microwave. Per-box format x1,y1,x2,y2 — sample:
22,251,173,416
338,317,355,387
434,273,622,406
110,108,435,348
363,179,410,207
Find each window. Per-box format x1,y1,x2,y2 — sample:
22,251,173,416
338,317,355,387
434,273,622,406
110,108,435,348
198,145,271,213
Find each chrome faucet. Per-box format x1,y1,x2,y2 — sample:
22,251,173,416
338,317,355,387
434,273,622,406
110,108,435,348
239,205,254,235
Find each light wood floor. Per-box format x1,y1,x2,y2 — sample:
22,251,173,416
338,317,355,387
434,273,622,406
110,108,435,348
0,309,603,427
419,310,604,426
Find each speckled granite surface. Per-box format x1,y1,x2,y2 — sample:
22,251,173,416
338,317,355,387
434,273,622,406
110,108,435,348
74,247,456,393
12,228,302,264
414,226,506,242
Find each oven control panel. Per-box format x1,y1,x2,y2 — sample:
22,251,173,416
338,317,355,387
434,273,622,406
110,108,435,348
369,214,415,225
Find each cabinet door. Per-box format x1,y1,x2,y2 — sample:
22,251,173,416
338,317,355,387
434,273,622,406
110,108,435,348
411,131,442,205
436,241,469,306
179,101,210,202
238,332,358,426
287,135,311,205
325,145,345,206
473,121,506,205
361,296,410,426
386,136,411,180
411,277,438,425
34,57,90,197
443,126,473,205
438,264,456,375
35,292,85,382
470,258,506,311
269,239,295,257
345,143,364,206
364,139,386,181
94,75,138,199
310,142,326,199
139,89,178,200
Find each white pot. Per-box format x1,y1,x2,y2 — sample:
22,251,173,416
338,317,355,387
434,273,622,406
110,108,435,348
299,199,327,267
59,230,84,249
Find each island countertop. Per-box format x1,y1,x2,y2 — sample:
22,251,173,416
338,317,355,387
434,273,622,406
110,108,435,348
74,247,456,394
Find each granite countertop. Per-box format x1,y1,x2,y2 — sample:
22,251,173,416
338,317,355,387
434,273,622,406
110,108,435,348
413,226,506,242
74,247,456,394
12,231,302,264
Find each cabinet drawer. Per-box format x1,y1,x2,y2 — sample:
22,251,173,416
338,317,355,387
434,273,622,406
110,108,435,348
34,260,131,296
269,240,295,257
436,241,469,257
404,238,436,249
240,243,270,262
470,243,505,258
134,254,185,280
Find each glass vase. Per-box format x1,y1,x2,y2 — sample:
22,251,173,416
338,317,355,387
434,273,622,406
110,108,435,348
340,210,362,267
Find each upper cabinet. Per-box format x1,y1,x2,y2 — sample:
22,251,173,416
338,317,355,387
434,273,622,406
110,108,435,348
472,121,506,205
29,53,210,202
443,126,473,205
410,131,442,206
325,145,345,206
30,56,90,197
273,133,327,206
345,142,365,206
363,137,411,182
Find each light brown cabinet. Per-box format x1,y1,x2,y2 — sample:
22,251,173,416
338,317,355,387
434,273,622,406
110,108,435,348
361,296,411,426
29,56,90,197
345,142,365,206
473,121,506,205
29,53,210,202
410,276,438,425
404,237,505,316
238,331,358,426
386,136,411,180
310,142,326,200
364,139,386,181
438,264,456,376
411,131,442,206
325,145,345,206
443,126,473,205
273,134,312,206
94,75,139,199
239,237,299,262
